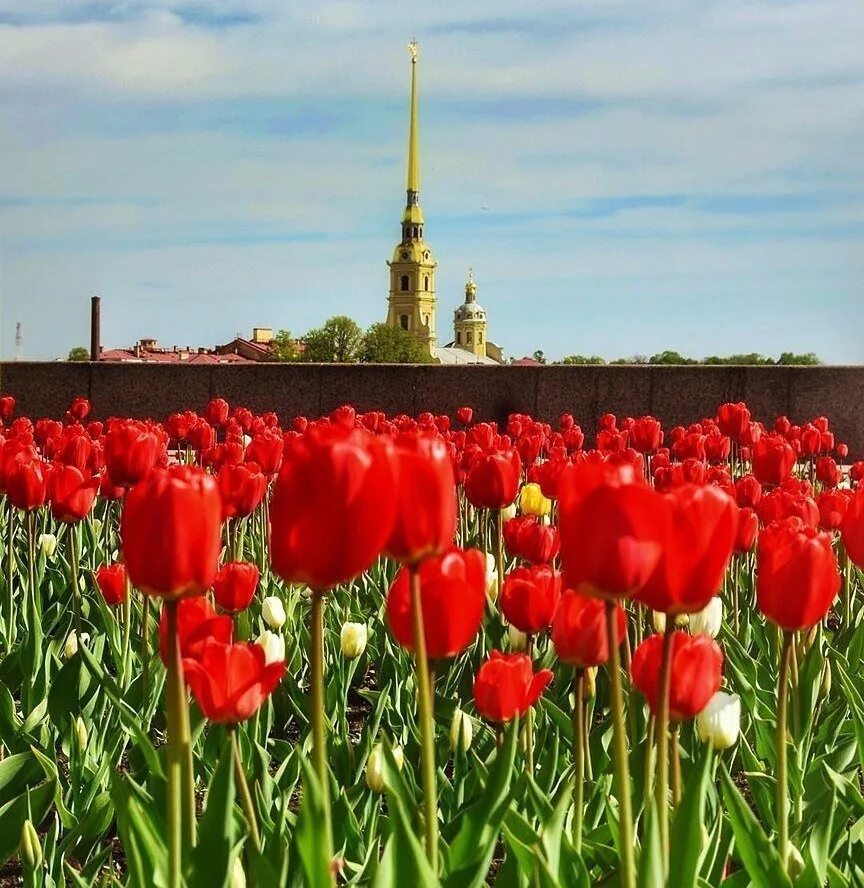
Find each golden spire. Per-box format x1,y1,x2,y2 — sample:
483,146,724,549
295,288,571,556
405,40,422,214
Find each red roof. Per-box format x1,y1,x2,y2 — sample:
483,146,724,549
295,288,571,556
99,348,256,364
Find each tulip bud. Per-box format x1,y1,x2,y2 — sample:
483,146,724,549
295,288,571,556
365,742,404,793
788,844,805,879
340,622,368,660
696,691,740,750
255,630,286,665
91,518,103,538
584,666,597,699
651,610,666,634
519,483,552,518
450,708,473,754
19,820,42,870
820,660,832,699
508,624,527,653
64,630,89,659
261,596,286,630
75,716,88,752
689,597,723,638
230,857,246,888
38,532,58,558
485,553,498,602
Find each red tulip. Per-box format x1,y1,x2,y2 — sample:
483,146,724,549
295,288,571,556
217,462,267,520
270,425,396,590
734,474,762,509
47,464,99,523
245,431,284,476
184,639,284,723
204,398,230,427
552,591,626,667
212,561,259,612
558,460,668,600
472,651,552,723
630,416,663,454
637,484,738,615
464,447,522,510
500,564,561,634
0,395,14,420
95,563,127,606
104,421,161,487
503,515,533,559
757,518,840,630
66,397,91,423
815,456,840,488
734,507,759,552
385,433,457,564
5,456,48,510
751,434,797,486
717,402,751,441
631,631,723,721
456,406,474,425
519,521,560,565
387,547,486,658
121,466,222,600
158,596,233,664
841,487,864,568
818,490,850,531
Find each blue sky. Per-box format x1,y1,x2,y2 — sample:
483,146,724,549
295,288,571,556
1,0,862,362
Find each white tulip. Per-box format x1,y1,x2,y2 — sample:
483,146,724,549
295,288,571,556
261,596,286,630
38,533,57,558
450,708,474,754
500,503,517,522
485,553,498,601
229,857,246,888
255,630,285,665
689,597,723,638
63,630,89,659
651,610,666,634
365,742,404,794
696,691,740,750
75,716,88,752
90,518,103,538
340,622,368,659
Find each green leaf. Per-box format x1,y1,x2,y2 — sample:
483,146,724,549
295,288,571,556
668,744,713,888
444,719,518,888
189,742,236,888
807,776,836,886
637,794,664,888
110,772,168,888
294,757,333,888
372,784,441,888
719,765,792,888
0,752,42,805
0,777,56,864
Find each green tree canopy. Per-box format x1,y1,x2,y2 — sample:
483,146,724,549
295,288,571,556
67,346,90,362
648,350,699,365
778,352,821,365
300,316,364,363
360,323,434,364
532,349,548,365
559,354,606,365
269,330,300,362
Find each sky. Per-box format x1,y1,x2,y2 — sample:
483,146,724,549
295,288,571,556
0,0,863,363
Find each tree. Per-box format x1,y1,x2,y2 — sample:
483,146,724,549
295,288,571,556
648,350,698,365
269,330,300,362
532,350,548,365
300,316,364,363
360,323,434,364
68,347,90,362
778,352,821,366
560,355,606,365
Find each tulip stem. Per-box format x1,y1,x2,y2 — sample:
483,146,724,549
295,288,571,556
164,600,184,888
495,509,504,606
572,667,585,853
68,522,82,638
654,621,674,875
309,591,334,879
230,727,262,851
777,630,793,873
671,724,682,807
605,600,635,888
5,501,14,645
140,592,150,708
524,634,535,774
121,581,132,687
409,563,439,873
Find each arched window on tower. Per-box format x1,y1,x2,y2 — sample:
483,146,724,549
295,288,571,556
400,314,409,331
467,332,473,345
456,331,462,344
424,275,429,291
478,332,483,344
400,274,409,292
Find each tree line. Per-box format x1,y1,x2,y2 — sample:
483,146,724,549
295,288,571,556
555,350,821,366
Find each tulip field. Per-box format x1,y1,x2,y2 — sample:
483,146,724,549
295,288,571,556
2,394,864,888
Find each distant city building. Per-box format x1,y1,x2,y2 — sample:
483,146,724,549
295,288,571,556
385,42,504,365
99,328,285,363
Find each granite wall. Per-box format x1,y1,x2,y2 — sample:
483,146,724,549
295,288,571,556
2,362,862,458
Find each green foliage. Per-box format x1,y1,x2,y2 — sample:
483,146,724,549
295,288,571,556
361,323,434,364
67,347,90,362
559,355,606,365
268,330,300,362
300,315,364,363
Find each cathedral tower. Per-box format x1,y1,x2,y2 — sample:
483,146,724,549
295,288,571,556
453,269,489,359
386,41,437,354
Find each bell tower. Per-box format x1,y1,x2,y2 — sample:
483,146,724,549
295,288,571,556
453,269,488,359
386,41,437,354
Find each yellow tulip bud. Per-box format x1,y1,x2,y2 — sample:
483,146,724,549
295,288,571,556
450,708,473,754
38,533,57,558
20,820,42,870
519,483,551,517
366,742,404,793
261,596,286,630
75,716,88,752
508,624,527,653
340,622,368,659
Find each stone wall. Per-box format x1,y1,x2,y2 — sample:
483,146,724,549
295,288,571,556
2,362,862,458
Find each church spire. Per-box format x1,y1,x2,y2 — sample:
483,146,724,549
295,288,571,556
403,40,423,225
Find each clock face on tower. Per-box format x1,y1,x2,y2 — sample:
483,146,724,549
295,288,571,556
400,251,409,260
